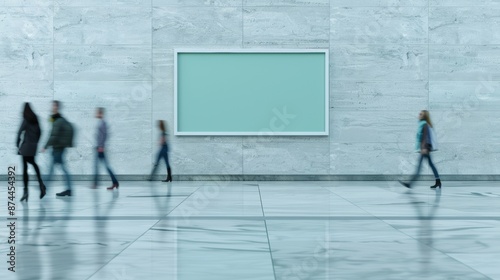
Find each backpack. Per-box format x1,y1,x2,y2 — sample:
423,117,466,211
60,117,75,148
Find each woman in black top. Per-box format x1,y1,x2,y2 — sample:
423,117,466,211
17,103,46,201
148,120,172,182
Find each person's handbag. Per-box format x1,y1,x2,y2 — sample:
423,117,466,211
428,126,439,151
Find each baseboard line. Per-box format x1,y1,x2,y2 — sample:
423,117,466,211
2,174,499,181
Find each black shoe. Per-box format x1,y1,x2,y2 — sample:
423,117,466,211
430,179,442,189
165,168,172,182
399,180,411,188
162,176,172,182
20,192,28,202
40,184,46,199
107,183,119,190
56,190,71,197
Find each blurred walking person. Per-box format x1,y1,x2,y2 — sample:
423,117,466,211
91,107,119,190
148,120,172,182
42,100,74,197
16,103,46,202
400,110,441,189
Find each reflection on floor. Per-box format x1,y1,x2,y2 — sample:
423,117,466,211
0,181,499,280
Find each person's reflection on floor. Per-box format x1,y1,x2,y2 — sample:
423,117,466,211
406,188,442,273
48,196,75,279
18,203,44,279
149,179,173,218
92,186,119,273
147,179,177,278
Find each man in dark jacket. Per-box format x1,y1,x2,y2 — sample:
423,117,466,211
42,100,72,196
92,107,119,190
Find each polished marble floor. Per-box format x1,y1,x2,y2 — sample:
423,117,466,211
0,180,499,280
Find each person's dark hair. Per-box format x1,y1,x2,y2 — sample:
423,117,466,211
53,100,61,110
158,120,166,132
23,103,39,125
97,107,105,115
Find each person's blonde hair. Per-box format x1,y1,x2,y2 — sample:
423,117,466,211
421,110,433,128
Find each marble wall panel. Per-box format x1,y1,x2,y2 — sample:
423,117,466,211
152,47,173,89
430,110,500,144
331,81,428,111
332,0,428,6
331,142,500,175
243,7,329,46
54,81,152,114
243,0,329,6
331,7,428,44
153,7,242,45
0,44,52,81
154,0,241,6
54,45,151,81
1,1,500,176
330,110,417,143
242,135,329,144
152,82,174,134
0,80,53,110
243,142,330,174
429,81,500,111
0,81,53,144
1,0,52,6
331,45,428,81
55,0,149,6
171,142,243,174
432,143,500,175
330,142,415,175
430,7,500,45
429,0,500,6
54,6,151,45
429,45,500,81
151,47,172,144
0,7,53,44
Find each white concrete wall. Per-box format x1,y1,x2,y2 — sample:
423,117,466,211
1,0,499,176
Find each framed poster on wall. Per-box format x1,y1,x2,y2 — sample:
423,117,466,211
174,49,329,136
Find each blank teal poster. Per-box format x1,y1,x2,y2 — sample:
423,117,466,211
175,50,328,135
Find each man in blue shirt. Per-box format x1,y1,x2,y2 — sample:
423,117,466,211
92,107,119,190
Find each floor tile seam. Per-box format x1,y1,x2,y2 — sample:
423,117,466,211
431,253,495,280
320,188,492,279
20,200,122,237
320,187,494,279
386,227,495,280
66,186,194,217
257,184,278,280
68,200,122,216
84,185,201,280
8,216,500,221
320,185,381,216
